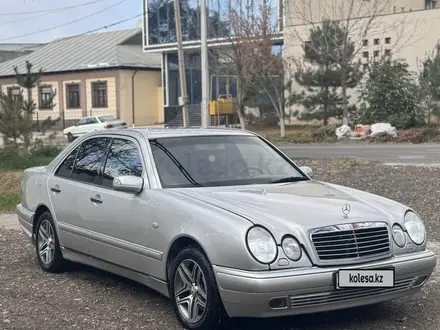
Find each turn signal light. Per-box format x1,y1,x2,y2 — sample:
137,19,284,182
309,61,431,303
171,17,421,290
104,124,114,129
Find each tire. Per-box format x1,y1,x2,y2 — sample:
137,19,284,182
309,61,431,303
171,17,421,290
67,133,74,142
169,247,227,329
35,211,66,273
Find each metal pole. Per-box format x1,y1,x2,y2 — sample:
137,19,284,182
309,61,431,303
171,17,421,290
173,0,190,127
200,0,210,127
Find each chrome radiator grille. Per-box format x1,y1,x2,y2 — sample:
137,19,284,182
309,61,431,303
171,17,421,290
310,222,391,262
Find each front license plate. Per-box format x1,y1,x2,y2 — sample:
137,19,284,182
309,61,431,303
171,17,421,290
337,269,395,288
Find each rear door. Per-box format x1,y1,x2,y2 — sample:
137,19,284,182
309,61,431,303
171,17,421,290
47,136,111,254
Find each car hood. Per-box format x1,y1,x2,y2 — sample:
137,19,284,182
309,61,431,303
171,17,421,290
63,126,73,134
175,180,409,242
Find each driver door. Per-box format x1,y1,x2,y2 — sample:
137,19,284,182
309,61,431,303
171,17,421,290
78,136,157,275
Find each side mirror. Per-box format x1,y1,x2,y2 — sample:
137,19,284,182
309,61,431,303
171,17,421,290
299,166,314,179
113,176,144,194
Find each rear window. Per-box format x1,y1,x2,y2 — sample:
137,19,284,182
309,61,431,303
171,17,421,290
99,115,116,122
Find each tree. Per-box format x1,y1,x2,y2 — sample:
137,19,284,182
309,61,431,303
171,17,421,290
286,0,421,125
213,2,293,136
418,43,440,124
249,6,293,137
0,61,58,148
357,56,423,129
210,9,262,130
294,20,362,125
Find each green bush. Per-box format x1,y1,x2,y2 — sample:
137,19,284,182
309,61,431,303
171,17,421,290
312,124,338,142
0,193,21,212
357,57,423,129
30,145,62,158
0,146,61,171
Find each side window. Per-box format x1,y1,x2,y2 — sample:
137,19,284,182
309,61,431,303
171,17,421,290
71,137,111,184
88,117,98,124
76,118,88,126
102,138,143,188
55,146,80,178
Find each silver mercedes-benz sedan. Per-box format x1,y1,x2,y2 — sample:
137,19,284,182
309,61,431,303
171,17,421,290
16,128,436,329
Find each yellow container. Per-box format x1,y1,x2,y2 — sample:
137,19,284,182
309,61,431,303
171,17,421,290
210,98,233,115
209,101,218,115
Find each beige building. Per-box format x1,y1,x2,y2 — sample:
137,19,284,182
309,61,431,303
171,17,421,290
0,29,163,129
284,0,440,118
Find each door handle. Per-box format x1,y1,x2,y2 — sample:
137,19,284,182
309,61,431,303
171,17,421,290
90,195,103,204
51,187,61,193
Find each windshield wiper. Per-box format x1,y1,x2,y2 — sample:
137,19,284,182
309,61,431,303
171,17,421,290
266,176,310,184
150,139,203,187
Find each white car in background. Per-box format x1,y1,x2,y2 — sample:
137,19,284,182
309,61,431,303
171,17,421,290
63,115,127,142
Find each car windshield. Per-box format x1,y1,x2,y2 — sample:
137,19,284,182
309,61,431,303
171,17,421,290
99,115,116,122
149,135,307,188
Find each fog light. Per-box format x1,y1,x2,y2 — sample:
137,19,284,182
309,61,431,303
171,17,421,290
269,297,287,309
414,276,428,286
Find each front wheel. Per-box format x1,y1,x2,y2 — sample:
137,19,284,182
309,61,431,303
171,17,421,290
169,247,227,329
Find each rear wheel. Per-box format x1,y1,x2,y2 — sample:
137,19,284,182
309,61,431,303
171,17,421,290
35,211,66,273
169,247,227,329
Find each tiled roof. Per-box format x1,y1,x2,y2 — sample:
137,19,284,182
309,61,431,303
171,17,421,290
0,29,161,77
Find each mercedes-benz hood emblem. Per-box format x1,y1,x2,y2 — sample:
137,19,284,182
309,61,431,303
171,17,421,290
342,203,351,217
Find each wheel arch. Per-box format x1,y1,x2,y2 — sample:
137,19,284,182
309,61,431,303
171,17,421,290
32,204,51,236
165,235,211,283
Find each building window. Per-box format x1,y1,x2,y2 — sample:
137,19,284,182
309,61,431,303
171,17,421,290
374,38,380,45
7,87,21,102
39,85,54,109
374,50,380,57
66,84,80,109
362,63,369,70
426,0,436,9
385,37,391,44
363,51,369,58
384,49,391,56
363,39,368,46
92,81,107,108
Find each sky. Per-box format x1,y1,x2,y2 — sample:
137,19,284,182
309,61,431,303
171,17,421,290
0,0,142,44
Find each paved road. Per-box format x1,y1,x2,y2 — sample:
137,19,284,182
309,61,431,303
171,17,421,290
278,143,440,166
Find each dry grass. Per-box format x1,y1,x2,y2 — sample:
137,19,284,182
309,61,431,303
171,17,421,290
0,171,23,212
0,171,23,195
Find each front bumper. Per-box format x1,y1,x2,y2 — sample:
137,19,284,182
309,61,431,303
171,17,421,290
16,203,35,243
213,249,437,318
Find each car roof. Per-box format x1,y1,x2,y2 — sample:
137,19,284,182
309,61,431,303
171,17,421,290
88,127,257,139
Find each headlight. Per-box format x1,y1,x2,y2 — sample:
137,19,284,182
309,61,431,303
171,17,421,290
282,236,302,261
392,224,406,247
404,211,425,245
246,226,278,264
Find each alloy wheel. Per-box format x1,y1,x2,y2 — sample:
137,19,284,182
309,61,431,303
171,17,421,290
38,219,56,265
174,259,208,324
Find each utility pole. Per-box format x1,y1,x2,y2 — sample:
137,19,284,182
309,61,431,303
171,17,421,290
174,0,190,127
200,0,210,127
